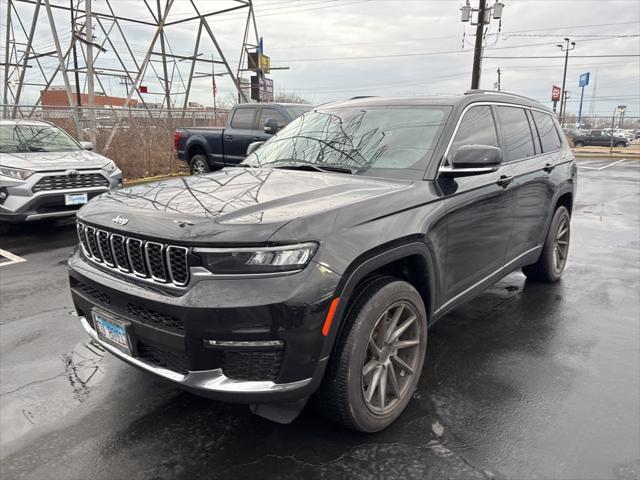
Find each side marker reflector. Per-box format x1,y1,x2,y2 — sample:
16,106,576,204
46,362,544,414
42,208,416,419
322,297,340,336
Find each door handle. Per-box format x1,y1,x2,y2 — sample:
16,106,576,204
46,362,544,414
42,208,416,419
543,163,555,173
497,175,514,188
251,136,262,141
224,135,233,141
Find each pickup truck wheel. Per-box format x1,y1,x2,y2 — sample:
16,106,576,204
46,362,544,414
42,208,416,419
573,141,585,147
316,276,427,432
523,206,571,282
190,154,211,175
615,142,627,148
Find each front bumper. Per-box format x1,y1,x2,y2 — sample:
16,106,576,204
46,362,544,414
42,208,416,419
0,169,122,223
69,250,340,403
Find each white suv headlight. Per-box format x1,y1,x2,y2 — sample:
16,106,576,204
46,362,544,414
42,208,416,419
0,166,34,180
102,160,117,173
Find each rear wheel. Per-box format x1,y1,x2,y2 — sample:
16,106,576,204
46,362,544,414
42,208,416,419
189,154,211,175
523,206,571,282
316,276,427,432
574,141,585,147
615,142,627,148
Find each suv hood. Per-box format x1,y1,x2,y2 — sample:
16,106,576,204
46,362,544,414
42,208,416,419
0,150,112,171
78,168,413,244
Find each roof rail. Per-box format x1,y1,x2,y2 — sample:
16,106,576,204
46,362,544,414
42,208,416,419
348,96,377,100
464,89,534,101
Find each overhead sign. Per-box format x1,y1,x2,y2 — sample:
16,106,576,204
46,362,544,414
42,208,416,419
579,72,590,88
551,85,561,102
139,85,148,94
251,75,274,102
248,52,271,74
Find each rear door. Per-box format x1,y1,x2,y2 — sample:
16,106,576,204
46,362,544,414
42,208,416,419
224,106,260,163
438,105,517,305
495,106,556,261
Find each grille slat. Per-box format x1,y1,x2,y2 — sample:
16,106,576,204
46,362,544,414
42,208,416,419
137,343,189,374
77,221,189,287
32,173,109,192
222,350,283,381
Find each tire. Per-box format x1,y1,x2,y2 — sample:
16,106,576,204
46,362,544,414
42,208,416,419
523,206,571,282
615,142,626,148
189,154,211,175
574,141,585,147
316,276,427,432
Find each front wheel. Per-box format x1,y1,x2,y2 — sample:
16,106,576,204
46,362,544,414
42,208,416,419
189,154,211,175
316,276,427,432
523,206,571,282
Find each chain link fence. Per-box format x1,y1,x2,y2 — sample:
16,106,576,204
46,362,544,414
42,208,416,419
2,106,229,180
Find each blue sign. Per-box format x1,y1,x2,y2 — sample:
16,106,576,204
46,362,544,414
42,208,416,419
579,72,590,87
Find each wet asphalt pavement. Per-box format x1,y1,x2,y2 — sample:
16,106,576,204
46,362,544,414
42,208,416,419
1,157,639,480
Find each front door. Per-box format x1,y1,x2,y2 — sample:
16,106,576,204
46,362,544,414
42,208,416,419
225,106,260,163
438,105,516,306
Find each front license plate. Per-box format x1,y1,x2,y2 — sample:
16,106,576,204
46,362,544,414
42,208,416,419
92,310,133,355
65,193,88,206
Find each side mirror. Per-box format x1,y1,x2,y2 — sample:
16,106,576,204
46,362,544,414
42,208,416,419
440,145,502,177
263,118,279,135
246,141,265,156
79,141,94,151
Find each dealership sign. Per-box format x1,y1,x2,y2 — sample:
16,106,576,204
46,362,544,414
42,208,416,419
579,72,590,87
551,85,561,102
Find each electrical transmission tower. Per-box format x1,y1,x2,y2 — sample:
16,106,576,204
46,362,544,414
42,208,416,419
1,0,262,147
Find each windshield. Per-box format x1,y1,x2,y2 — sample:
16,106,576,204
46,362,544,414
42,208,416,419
0,124,81,153
244,105,451,179
284,105,313,119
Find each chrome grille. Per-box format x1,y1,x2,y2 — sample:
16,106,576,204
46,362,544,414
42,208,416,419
32,173,109,192
77,222,190,287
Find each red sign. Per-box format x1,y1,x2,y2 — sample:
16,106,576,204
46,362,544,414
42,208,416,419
551,85,561,102
139,85,148,94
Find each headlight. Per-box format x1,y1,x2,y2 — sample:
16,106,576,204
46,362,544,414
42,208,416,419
0,166,34,180
195,243,318,274
102,160,117,173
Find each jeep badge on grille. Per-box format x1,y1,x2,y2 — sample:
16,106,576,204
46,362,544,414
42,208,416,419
112,215,129,226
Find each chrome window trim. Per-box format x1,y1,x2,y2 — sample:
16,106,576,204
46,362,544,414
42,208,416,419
438,101,557,172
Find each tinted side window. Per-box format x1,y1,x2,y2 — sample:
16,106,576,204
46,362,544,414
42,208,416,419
449,106,499,161
230,108,255,129
591,130,601,136
495,106,535,161
258,108,287,129
532,111,562,152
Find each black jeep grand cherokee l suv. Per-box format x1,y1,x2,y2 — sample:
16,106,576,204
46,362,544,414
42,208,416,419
69,91,576,432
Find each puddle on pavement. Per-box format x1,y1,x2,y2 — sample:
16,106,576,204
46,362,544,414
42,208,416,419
0,341,106,450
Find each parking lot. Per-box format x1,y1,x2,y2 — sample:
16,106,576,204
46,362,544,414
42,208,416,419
0,157,638,480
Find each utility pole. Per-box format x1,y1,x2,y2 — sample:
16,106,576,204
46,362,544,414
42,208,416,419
85,0,96,145
471,0,486,90
557,38,575,126
70,0,81,111
461,0,504,90
495,67,501,91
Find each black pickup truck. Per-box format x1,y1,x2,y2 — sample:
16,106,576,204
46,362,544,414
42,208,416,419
174,103,312,174
572,129,629,148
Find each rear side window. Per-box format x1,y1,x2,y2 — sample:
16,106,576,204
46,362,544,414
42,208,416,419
230,108,255,129
258,108,287,128
495,106,536,161
532,111,562,152
449,105,499,160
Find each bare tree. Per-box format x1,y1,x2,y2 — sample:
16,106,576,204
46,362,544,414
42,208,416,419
274,91,311,104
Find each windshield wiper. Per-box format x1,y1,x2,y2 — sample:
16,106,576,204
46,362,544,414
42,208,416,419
273,164,355,174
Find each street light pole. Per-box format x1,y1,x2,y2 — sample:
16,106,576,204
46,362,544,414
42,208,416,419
557,38,575,126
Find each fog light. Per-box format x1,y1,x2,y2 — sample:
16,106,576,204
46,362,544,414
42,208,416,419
117,181,123,189
0,187,8,204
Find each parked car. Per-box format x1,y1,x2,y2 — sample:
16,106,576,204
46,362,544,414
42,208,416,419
174,103,312,174
69,91,576,432
0,120,122,230
572,129,628,147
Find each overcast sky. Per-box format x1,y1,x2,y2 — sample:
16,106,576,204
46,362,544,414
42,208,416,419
4,0,640,117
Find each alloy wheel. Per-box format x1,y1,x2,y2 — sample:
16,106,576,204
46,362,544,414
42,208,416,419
192,159,206,175
553,216,570,273
361,300,423,415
